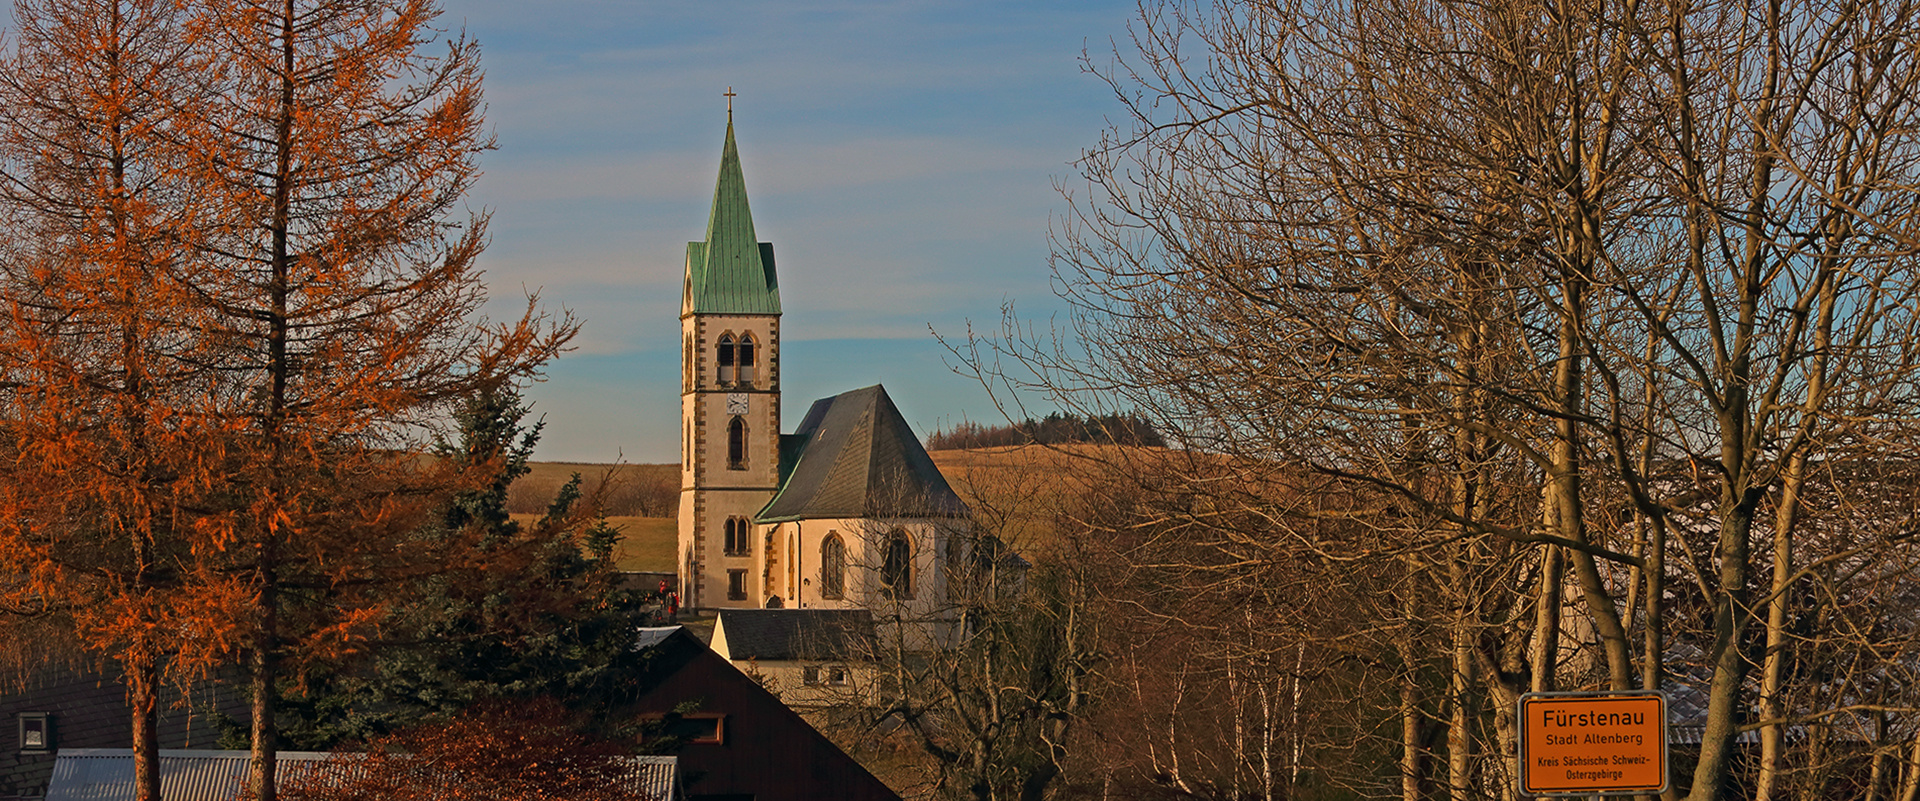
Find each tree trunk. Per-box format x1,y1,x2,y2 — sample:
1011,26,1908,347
1530,543,1563,693
129,657,160,801
1402,665,1424,801
1448,548,1474,801
1474,644,1524,801
1754,452,1806,801
1686,497,1755,801
1894,729,1920,801
249,577,278,801
1399,584,1426,801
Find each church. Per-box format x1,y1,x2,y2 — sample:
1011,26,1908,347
676,114,972,618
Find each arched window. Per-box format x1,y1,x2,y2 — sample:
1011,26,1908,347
683,333,694,389
736,334,757,385
727,416,747,470
724,517,750,555
881,530,912,600
716,334,736,384
821,534,845,600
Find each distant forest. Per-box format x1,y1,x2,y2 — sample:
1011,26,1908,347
924,412,1166,450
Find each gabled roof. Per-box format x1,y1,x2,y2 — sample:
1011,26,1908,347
684,118,781,315
756,385,970,523
624,621,902,800
712,610,877,661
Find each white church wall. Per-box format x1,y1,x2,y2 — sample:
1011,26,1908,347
780,517,966,621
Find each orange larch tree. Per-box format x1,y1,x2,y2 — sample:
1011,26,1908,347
0,2,246,800
0,0,573,800
167,0,573,798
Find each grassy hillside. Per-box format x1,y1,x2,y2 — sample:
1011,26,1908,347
508,513,676,573
512,463,679,572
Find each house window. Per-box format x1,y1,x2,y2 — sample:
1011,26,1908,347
881,530,912,600
725,517,751,556
728,569,748,601
803,666,820,685
17,712,51,753
821,534,845,600
827,666,849,686
716,334,736,384
727,416,747,470
659,713,726,745
736,334,757,385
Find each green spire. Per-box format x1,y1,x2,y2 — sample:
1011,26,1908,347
685,116,781,315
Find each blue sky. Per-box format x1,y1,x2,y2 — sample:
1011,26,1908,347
447,0,1138,462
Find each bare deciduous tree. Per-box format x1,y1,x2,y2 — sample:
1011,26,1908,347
811,451,1099,801
963,0,1920,797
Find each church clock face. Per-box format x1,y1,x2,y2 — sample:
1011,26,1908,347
727,393,749,415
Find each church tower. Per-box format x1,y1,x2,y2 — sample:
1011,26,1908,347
679,114,782,611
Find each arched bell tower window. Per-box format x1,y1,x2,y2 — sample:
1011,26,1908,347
881,530,913,600
724,517,750,556
736,334,757,386
821,534,846,600
727,416,748,470
716,334,736,384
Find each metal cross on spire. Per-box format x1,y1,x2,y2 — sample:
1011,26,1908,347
724,87,737,117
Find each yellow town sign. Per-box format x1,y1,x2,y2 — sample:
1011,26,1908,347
1517,692,1668,796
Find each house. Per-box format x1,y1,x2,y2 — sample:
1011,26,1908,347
9,626,893,801
626,626,899,801
675,113,974,623
710,610,876,708
42,748,680,801
2,663,247,801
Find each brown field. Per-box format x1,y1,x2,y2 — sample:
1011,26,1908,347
510,462,678,517
929,444,1175,551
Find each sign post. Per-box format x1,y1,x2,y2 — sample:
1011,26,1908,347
1517,691,1668,797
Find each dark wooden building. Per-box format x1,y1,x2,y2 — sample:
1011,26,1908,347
627,627,900,801
2,664,246,800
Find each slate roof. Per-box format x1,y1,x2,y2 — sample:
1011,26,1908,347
712,610,877,662
757,384,970,523
684,117,781,315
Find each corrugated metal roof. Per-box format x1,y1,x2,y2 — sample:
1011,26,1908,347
47,749,679,800
621,755,681,800
757,385,970,523
48,749,345,801
685,118,780,315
